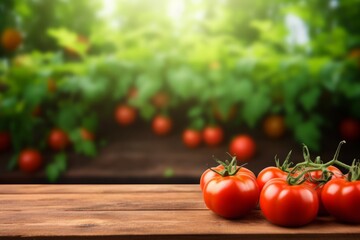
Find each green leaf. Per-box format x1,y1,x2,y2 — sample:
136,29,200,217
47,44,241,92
7,154,19,171
113,74,133,100
163,168,174,178
232,80,253,101
80,141,97,157
81,113,98,132
294,120,321,151
54,104,85,131
23,83,46,106
46,153,68,183
46,164,60,183
188,106,203,119
190,117,205,130
299,87,321,112
70,129,97,157
54,153,67,172
47,28,88,57
139,104,156,120
242,88,271,128
135,74,162,102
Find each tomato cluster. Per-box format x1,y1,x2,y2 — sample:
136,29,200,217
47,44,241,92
6,127,95,174
115,89,289,158
200,141,360,227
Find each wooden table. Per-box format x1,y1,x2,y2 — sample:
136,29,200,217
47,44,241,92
0,185,359,239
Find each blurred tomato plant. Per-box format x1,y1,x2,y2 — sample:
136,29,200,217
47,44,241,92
1,0,360,181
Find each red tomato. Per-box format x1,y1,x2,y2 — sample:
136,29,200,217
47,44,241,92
263,115,285,138
256,167,287,192
213,105,236,122
1,28,22,51
114,104,137,126
200,165,224,191
152,91,170,108
200,165,256,191
48,128,70,151
203,168,259,219
339,118,360,140
260,178,318,227
306,166,343,181
203,126,224,147
321,178,360,223
304,166,344,215
127,87,138,100
229,135,256,161
80,128,94,141
47,78,57,93
152,115,172,135
18,149,42,173
0,132,11,152
182,129,202,148
31,106,42,117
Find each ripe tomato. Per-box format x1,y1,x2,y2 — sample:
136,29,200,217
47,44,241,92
213,105,236,122
321,178,360,223
200,165,256,191
229,135,255,161
0,132,11,152
263,115,285,138
18,149,42,173
203,168,259,219
114,104,137,126
152,115,172,135
1,28,22,51
80,128,94,141
256,167,287,192
304,166,344,216
127,87,138,100
32,106,42,117
339,118,360,140
47,78,57,93
152,91,170,108
182,129,202,148
203,126,224,147
48,128,70,151
200,165,223,191
260,178,318,227
306,166,343,181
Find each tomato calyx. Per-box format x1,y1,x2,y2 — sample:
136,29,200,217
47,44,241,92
348,160,360,181
275,150,293,173
284,141,350,186
210,154,245,177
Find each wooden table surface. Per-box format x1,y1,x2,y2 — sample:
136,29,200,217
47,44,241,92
0,185,359,240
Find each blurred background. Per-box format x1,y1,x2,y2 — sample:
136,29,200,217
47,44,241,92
1,0,360,183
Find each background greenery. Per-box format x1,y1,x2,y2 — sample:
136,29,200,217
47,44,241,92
1,0,360,181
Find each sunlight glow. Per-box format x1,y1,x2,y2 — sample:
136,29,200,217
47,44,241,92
285,14,309,45
98,0,116,18
98,0,120,29
167,0,185,21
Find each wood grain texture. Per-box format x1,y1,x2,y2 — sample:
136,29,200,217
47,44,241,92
0,185,359,240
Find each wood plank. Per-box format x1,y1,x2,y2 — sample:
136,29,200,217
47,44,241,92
0,184,359,239
0,193,205,211
0,210,359,237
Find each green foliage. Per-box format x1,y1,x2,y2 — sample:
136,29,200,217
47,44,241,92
46,153,67,183
1,0,360,180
